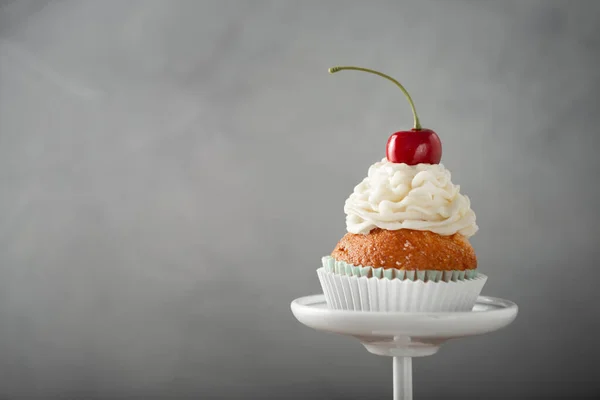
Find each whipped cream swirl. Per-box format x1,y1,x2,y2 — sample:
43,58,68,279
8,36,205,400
344,159,478,237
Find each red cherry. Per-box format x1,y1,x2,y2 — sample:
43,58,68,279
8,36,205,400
329,66,442,165
386,128,442,165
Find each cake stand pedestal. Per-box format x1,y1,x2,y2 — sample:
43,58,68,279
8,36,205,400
291,294,518,400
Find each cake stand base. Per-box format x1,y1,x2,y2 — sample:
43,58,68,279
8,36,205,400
291,294,517,400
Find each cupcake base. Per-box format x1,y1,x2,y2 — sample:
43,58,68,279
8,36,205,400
317,267,487,312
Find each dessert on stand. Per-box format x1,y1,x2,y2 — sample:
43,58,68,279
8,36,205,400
291,66,518,400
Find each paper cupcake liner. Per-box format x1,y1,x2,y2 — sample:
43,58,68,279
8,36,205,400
321,256,478,282
317,258,487,312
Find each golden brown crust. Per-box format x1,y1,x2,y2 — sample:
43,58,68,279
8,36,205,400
331,228,477,271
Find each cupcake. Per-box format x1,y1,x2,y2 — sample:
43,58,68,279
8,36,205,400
318,66,487,312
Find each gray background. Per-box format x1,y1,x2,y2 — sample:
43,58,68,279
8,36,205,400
1,0,599,399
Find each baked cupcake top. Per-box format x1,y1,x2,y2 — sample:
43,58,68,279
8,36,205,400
344,159,477,237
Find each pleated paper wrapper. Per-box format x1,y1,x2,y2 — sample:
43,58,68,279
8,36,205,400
317,256,487,312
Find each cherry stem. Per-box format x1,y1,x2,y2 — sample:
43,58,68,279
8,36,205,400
328,66,422,130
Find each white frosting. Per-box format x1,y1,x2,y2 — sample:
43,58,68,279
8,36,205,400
344,159,478,237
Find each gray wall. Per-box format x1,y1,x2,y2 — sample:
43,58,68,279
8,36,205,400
1,0,599,398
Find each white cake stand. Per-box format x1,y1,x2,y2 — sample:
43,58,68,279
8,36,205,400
291,294,518,400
